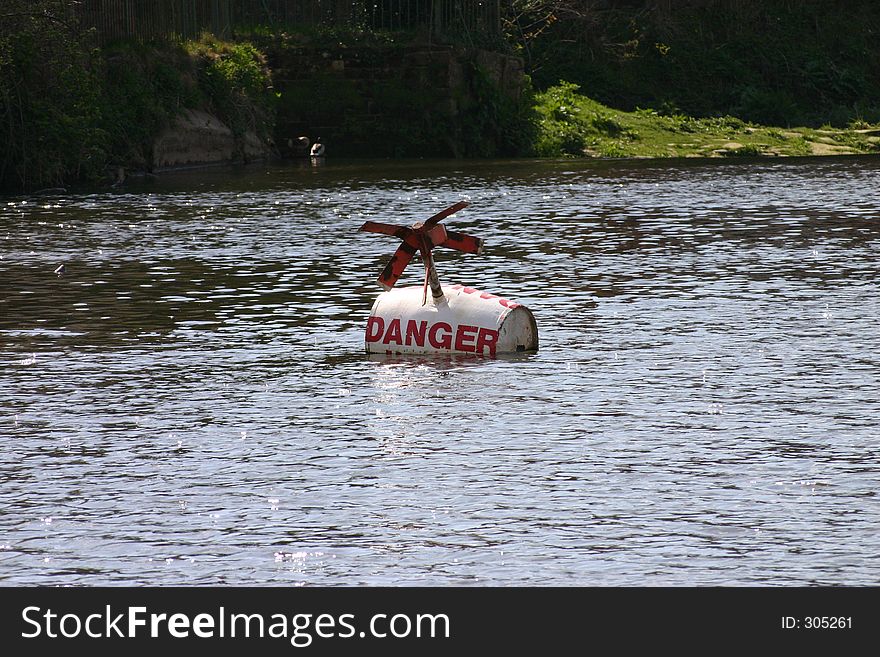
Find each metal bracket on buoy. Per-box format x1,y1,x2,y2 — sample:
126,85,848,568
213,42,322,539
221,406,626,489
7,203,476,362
359,201,482,305
359,201,538,357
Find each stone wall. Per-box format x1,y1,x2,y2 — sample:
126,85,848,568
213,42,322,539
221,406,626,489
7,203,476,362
268,44,528,158
152,109,272,171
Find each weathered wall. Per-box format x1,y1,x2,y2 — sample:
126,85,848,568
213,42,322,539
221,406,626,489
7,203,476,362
147,43,529,171
152,109,271,171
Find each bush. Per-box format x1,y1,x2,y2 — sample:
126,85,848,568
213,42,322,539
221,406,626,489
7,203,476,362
534,82,590,156
185,36,276,140
0,1,107,190
534,81,635,156
0,16,277,192
457,62,538,157
100,42,203,169
506,0,880,128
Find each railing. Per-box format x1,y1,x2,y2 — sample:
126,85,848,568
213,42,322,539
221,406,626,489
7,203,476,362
73,0,502,44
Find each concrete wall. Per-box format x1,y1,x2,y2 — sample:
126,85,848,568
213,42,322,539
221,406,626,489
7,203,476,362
269,44,527,158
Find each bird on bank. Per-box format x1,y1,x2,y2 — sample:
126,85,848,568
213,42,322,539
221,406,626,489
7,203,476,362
310,137,325,158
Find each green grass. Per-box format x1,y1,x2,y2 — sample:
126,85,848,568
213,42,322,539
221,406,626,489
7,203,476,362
184,35,276,140
534,82,880,159
514,1,880,129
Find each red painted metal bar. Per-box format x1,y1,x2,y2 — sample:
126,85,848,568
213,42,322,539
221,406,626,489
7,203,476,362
360,201,480,298
377,242,417,291
361,221,412,239
441,230,483,254
424,200,469,228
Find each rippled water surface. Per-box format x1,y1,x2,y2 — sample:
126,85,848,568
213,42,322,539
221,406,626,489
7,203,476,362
2,157,879,585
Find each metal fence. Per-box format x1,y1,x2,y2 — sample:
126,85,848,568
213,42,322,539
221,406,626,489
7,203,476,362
74,1,502,44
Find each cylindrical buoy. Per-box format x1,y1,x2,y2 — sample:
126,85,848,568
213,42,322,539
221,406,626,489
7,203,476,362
365,284,538,356
359,201,539,356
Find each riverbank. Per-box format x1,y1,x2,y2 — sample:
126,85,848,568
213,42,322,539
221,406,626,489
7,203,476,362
534,82,880,159
3,2,880,194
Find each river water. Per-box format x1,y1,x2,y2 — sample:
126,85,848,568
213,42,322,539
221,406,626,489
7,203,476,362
1,156,878,586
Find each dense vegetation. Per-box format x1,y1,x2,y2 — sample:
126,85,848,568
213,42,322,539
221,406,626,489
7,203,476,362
506,0,880,127
0,2,105,190
512,0,880,157
0,1,274,191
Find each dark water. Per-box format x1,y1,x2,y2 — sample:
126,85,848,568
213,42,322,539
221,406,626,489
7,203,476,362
2,156,879,585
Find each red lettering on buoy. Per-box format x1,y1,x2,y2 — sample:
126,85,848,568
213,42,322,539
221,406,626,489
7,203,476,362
405,319,428,347
428,322,453,349
499,298,521,309
366,317,385,342
383,318,403,344
454,324,478,352
476,327,499,356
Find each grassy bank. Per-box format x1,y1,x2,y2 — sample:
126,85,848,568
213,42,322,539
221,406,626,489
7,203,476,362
534,82,880,158
510,1,880,128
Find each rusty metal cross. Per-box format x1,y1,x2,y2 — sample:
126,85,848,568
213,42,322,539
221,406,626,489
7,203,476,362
359,201,483,304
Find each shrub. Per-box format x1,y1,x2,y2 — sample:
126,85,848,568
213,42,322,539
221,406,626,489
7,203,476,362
0,1,107,190
186,36,276,140
534,81,636,156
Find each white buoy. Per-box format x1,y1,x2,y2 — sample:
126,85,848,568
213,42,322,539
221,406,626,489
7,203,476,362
360,202,538,357
366,284,537,356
